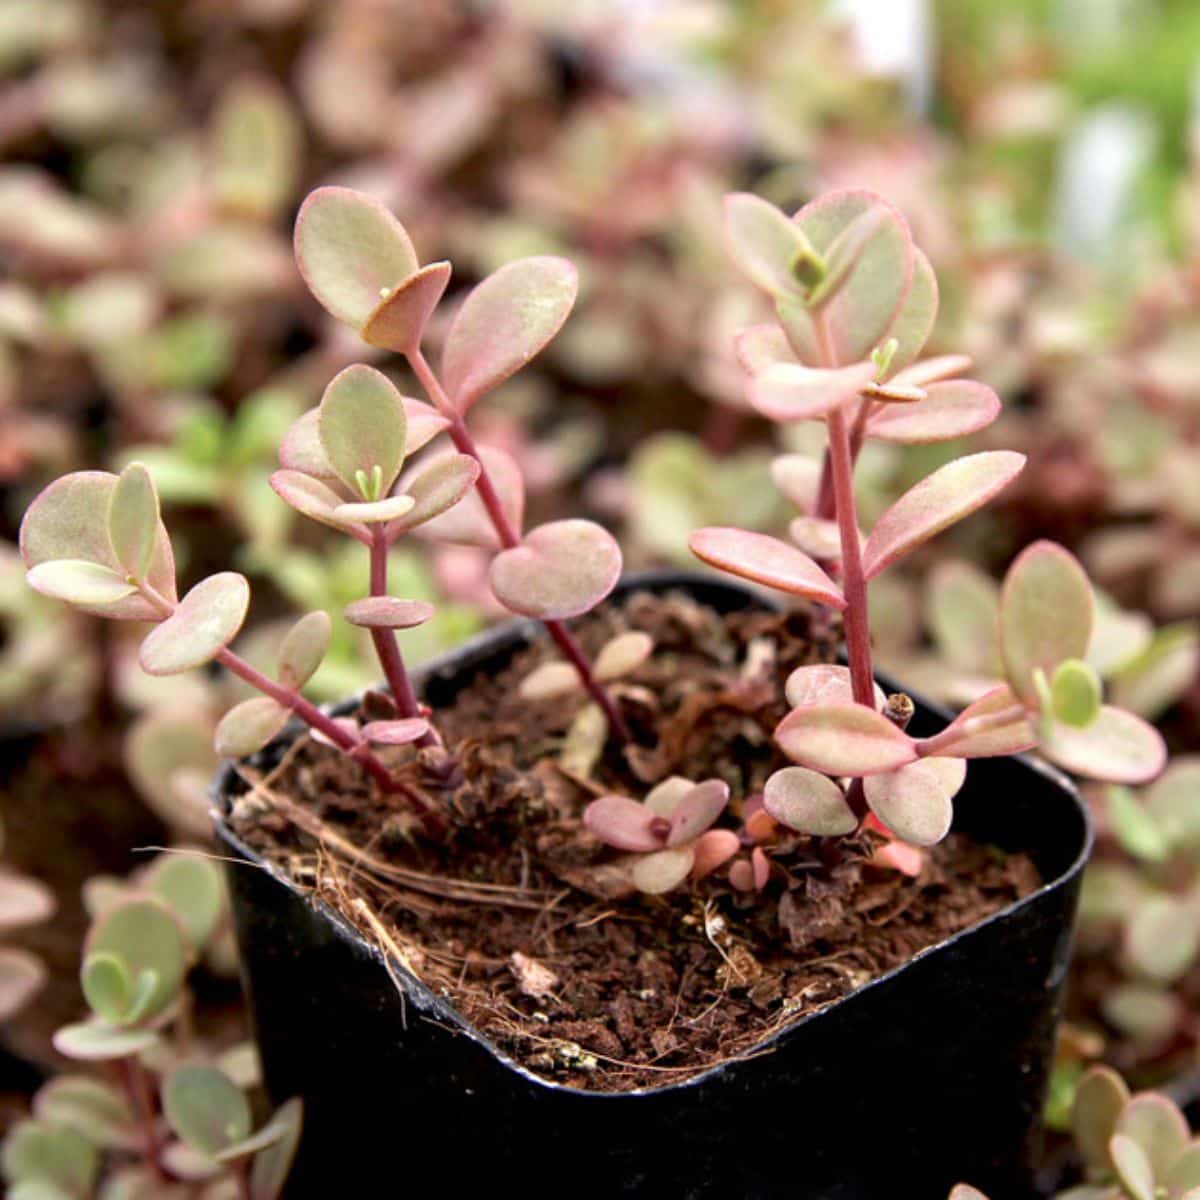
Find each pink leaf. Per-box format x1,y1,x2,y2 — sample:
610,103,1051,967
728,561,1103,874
631,847,695,895
919,685,1035,758
441,257,577,412
414,445,524,550
489,519,621,620
1041,706,1167,785
690,830,741,880
343,597,435,629
890,354,972,389
269,470,368,542
784,664,885,711
361,718,431,745
730,847,770,892
733,325,794,375
643,776,695,817
594,631,653,682
749,360,876,422
666,780,729,847
583,795,663,852
865,380,1001,445
722,193,819,298
688,527,845,610
362,261,451,354
293,186,419,329
139,573,250,676
311,717,360,749
1000,540,1094,706
20,471,177,621
763,767,857,836
770,454,820,512
775,703,917,776
871,840,924,877
862,451,1026,579
863,759,963,847
387,454,479,536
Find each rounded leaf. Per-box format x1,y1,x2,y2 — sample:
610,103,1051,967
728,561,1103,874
920,685,1035,759
1073,1065,1130,1174
583,796,663,852
594,632,653,682
1041,706,1167,785
414,445,523,549
1115,1093,1190,1180
27,560,136,606
881,248,938,374
863,759,963,846
666,780,729,847
269,470,368,540
1000,541,1094,706
146,856,224,952
343,596,435,630
83,897,188,1023
518,661,580,701
278,611,331,689
734,325,794,375
1051,659,1102,728
749,360,876,423
1107,786,1169,863
215,697,290,759
2,1121,97,1195
362,261,451,354
163,1065,252,1157
20,471,177,620
0,868,55,931
770,454,821,512
318,365,407,499
784,664,885,711
140,573,250,676
690,830,741,880
1111,1134,1156,1200
775,704,918,776
294,187,418,329
1125,894,1200,983
630,847,695,895
1146,759,1200,849
334,495,415,525
786,190,914,365
644,777,696,817
723,193,820,298
866,380,1001,444
53,1020,160,1062
361,718,430,745
34,1076,135,1151
862,452,1026,580
764,767,857,836
124,714,216,842
441,257,578,412
389,454,479,535
689,527,845,609
248,1097,304,1200
81,953,132,1024
489,519,621,620
108,462,160,581
0,947,46,1021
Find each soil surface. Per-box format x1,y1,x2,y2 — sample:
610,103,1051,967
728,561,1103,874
232,589,1040,1091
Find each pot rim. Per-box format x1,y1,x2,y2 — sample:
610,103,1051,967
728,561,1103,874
211,568,1092,1100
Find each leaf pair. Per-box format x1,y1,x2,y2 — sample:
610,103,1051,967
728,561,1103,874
22,467,176,619
271,364,479,544
295,187,578,412
520,631,652,701
583,778,736,894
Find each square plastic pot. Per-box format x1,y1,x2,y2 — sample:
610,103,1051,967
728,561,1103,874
212,571,1091,1199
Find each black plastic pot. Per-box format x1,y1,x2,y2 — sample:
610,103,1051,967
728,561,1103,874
213,572,1091,1200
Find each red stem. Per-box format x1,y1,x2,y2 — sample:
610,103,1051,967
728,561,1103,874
368,529,438,749
407,348,632,743
118,1055,165,1180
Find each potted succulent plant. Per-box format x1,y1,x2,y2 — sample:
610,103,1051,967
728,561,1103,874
18,185,1168,1197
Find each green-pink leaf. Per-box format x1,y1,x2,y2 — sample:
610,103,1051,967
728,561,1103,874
388,453,479,535
0,948,45,1021
1116,1094,1190,1181
863,758,964,846
881,248,938,374
414,445,523,549
0,869,55,932
723,193,820,298
489,519,620,620
784,664,886,710
441,257,577,412
215,697,290,759
294,187,418,329
108,462,159,581
83,897,187,1024
20,471,176,620
163,1065,251,1157
775,703,918,776
666,780,729,846
26,560,136,606
139,573,250,676
52,1021,159,1062
749,360,875,422
865,380,1001,444
362,261,451,354
248,1098,303,1200
1111,1134,1156,1200
343,597,434,629
318,364,407,499
763,767,856,836
630,847,695,895
269,470,368,541
1073,1065,1130,1174
862,451,1026,579
1000,541,1094,706
277,612,331,689
595,632,653,682
583,795,662,852
734,324,794,375
917,685,1035,758
1041,706,1167,785
689,527,845,609
361,719,430,745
